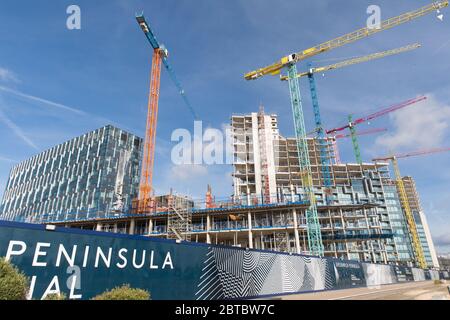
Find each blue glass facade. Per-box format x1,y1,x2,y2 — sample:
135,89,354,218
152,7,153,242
0,125,142,223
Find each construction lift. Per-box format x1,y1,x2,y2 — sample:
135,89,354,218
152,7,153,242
135,14,197,214
281,43,420,203
373,147,450,268
258,106,272,204
326,96,427,163
244,1,448,256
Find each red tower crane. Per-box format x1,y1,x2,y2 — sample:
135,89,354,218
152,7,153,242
134,14,197,213
326,96,427,163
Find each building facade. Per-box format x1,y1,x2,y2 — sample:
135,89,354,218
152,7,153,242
0,125,142,223
54,112,422,266
1,111,437,268
229,112,424,266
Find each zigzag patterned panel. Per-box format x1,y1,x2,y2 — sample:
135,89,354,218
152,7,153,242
195,247,335,299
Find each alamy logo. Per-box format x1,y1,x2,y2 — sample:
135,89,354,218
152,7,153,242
66,5,81,30
367,5,381,30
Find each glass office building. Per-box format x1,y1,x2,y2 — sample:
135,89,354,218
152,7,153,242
0,125,142,223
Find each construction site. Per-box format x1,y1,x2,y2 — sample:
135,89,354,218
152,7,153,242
1,1,449,274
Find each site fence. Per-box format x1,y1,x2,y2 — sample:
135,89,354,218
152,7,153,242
0,220,448,300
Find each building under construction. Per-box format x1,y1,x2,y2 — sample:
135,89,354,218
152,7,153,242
1,111,438,268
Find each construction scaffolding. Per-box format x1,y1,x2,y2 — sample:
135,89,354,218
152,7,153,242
167,193,193,241
273,232,289,253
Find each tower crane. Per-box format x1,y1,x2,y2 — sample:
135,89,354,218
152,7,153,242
331,128,387,164
243,1,447,256
281,44,420,202
373,147,450,268
326,96,427,163
135,14,198,213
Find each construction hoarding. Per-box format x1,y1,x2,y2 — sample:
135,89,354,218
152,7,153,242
0,221,447,300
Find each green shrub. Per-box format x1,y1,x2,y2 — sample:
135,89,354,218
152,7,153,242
44,293,67,300
0,257,29,300
92,284,150,300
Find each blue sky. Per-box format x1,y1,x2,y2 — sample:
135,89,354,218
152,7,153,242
0,0,449,253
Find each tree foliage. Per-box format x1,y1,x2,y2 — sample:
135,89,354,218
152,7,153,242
92,284,150,300
0,257,29,300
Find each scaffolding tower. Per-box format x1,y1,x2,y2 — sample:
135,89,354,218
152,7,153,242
273,231,289,253
167,193,192,241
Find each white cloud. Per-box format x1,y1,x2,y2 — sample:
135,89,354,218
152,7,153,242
169,164,208,181
374,95,450,151
434,233,450,247
0,85,128,130
0,108,38,150
0,68,19,83
0,156,17,163
434,233,450,254
0,85,86,115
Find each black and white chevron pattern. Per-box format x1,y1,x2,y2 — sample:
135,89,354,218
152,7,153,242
195,247,334,299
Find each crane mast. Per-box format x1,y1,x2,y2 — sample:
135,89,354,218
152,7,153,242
307,67,333,204
287,64,324,256
348,115,362,164
138,48,164,212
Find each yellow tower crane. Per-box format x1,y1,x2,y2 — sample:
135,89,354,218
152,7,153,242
245,1,448,80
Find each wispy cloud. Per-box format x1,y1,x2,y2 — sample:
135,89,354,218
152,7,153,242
0,85,86,115
0,85,132,132
434,233,450,254
0,155,17,163
169,164,209,181
374,95,450,152
0,108,38,150
432,38,450,56
0,68,20,83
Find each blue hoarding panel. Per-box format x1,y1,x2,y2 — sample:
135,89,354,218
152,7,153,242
0,221,443,300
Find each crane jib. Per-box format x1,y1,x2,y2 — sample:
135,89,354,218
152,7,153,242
136,15,160,50
244,0,449,80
